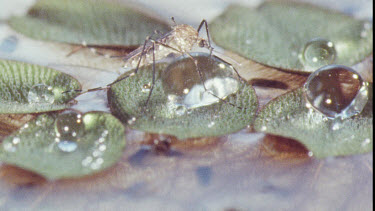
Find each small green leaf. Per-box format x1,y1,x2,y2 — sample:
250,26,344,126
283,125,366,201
254,85,373,158
210,1,373,72
0,59,80,114
0,111,126,179
108,53,258,139
8,0,170,46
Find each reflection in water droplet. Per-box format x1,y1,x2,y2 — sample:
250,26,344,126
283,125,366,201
300,38,336,70
161,53,240,115
57,140,78,152
54,110,84,152
304,65,369,119
28,84,55,104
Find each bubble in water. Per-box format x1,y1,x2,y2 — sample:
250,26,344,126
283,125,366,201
57,140,78,152
55,110,85,141
28,84,55,104
161,52,240,114
303,65,369,119
300,38,336,70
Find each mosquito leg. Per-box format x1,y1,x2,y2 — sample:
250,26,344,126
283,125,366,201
144,42,156,107
197,19,214,55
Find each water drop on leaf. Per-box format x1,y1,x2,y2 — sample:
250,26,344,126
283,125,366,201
55,110,85,140
304,65,369,119
28,84,55,104
300,38,336,70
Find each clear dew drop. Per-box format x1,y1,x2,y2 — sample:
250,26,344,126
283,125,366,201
141,83,151,93
300,38,337,70
161,53,241,113
27,84,55,104
303,65,369,119
54,110,84,152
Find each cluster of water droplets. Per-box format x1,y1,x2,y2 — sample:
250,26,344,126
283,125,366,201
81,129,109,170
27,84,56,104
160,53,241,117
303,65,369,120
299,38,337,70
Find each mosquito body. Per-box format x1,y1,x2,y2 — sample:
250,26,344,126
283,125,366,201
122,23,210,70
66,19,244,109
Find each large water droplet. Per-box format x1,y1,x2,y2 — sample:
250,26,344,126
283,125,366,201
161,52,240,113
55,110,85,141
300,38,336,70
28,84,55,104
303,65,369,119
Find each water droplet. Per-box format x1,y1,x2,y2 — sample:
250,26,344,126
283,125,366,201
57,140,78,152
207,121,215,128
304,65,369,119
161,53,241,112
55,110,85,141
300,38,336,70
127,117,137,125
308,151,314,157
141,83,151,93
28,84,55,104
82,156,93,166
361,138,371,147
175,105,187,116
12,137,20,145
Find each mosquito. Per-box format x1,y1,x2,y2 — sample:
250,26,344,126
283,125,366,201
67,18,243,108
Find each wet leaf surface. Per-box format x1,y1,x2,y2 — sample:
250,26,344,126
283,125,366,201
254,85,373,158
210,1,373,72
0,59,80,113
0,112,126,179
108,53,258,139
8,0,170,46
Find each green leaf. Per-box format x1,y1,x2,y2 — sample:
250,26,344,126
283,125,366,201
0,59,81,114
0,111,126,179
254,85,373,158
8,0,170,46
210,1,373,73
108,53,258,139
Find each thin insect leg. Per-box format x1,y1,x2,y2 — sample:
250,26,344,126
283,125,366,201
62,37,152,96
171,17,177,26
144,42,156,107
197,20,214,55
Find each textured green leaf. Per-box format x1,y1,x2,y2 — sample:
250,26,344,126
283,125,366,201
108,53,258,139
0,59,80,113
210,1,373,72
0,111,126,179
8,0,170,46
254,85,373,158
